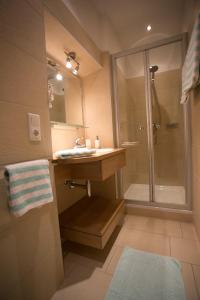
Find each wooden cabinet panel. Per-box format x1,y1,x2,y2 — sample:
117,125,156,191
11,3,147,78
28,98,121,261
59,196,124,249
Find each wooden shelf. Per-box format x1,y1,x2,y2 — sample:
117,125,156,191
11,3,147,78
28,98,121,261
59,196,124,249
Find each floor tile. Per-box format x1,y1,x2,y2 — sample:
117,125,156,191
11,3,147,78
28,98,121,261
52,265,111,300
115,227,170,256
63,258,77,278
180,222,199,241
62,240,119,274
170,238,200,265
181,262,199,300
52,215,200,300
192,264,200,298
124,215,182,237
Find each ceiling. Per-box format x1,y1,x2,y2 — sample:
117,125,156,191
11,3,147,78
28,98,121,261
44,10,101,77
91,0,186,48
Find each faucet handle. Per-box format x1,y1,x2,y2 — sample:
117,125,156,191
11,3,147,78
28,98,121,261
74,137,85,148
75,137,81,145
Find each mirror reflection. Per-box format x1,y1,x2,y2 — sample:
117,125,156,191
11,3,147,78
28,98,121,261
47,64,84,126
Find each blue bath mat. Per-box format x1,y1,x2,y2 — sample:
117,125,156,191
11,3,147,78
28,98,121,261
104,247,186,300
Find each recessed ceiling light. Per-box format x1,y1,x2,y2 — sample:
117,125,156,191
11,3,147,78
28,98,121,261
147,25,152,32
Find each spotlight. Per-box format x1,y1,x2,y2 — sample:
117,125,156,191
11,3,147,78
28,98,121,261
64,51,80,75
72,64,79,76
56,71,63,81
66,57,72,69
147,25,152,32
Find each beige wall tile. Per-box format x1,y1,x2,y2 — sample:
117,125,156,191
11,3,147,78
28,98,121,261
0,1,64,298
26,0,44,15
0,231,21,297
0,101,52,165
0,203,63,297
0,39,47,107
83,52,114,148
7,250,63,300
51,127,85,153
0,0,45,61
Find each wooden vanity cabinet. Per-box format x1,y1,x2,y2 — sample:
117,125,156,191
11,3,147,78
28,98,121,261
53,148,126,249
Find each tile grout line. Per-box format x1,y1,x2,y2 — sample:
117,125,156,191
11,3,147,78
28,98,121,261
103,245,121,274
191,264,200,299
169,236,172,256
123,224,182,239
179,222,183,239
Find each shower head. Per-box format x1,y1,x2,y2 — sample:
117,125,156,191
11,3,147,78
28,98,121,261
149,65,159,73
149,65,158,80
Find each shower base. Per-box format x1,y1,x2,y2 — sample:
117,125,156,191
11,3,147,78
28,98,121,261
124,184,185,205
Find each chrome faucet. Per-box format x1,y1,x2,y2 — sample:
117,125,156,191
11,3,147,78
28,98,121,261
74,137,85,148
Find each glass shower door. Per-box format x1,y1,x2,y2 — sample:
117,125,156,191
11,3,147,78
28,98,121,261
148,41,186,206
115,52,150,202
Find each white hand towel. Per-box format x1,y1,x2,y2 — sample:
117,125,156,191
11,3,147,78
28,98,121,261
4,159,53,217
181,12,200,104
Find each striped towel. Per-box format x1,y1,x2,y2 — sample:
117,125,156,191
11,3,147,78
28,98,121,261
4,159,53,217
181,12,200,104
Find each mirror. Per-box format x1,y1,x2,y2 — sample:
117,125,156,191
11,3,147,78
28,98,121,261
47,64,84,127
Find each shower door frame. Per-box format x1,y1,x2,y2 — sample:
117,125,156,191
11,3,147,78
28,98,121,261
112,33,192,210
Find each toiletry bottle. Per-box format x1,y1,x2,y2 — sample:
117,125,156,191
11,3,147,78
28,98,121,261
95,136,100,149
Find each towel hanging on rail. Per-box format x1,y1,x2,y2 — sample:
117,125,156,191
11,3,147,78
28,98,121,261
4,159,53,217
181,12,200,104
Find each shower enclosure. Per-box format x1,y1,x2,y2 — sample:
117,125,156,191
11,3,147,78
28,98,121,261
112,34,191,209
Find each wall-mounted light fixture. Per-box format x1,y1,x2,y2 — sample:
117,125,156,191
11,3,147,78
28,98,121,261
64,51,80,76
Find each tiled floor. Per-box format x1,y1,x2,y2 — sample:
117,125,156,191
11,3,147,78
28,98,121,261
52,215,200,300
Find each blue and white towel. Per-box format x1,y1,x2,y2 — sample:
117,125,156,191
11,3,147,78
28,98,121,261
54,148,96,159
4,159,53,217
181,12,200,104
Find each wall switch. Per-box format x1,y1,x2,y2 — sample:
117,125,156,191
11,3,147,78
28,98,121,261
28,113,41,141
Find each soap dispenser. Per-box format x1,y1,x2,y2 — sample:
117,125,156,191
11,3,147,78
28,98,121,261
95,136,100,149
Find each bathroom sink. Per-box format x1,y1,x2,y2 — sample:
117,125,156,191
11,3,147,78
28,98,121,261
54,148,96,159
54,148,115,159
